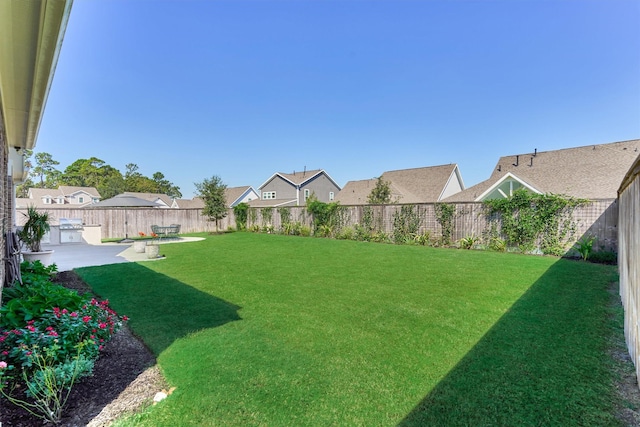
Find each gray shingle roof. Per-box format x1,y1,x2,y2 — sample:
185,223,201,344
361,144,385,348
59,186,101,198
172,197,205,209
335,164,461,205
122,192,173,207
444,139,640,202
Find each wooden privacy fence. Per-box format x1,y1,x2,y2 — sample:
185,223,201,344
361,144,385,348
618,155,640,388
18,199,618,252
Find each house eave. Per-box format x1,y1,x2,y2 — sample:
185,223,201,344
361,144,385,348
0,1,73,151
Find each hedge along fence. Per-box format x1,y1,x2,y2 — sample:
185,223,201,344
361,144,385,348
239,198,618,253
16,198,617,252
618,155,640,388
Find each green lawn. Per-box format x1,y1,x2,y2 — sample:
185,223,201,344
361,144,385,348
76,232,622,426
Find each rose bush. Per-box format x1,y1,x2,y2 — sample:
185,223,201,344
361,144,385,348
0,261,127,423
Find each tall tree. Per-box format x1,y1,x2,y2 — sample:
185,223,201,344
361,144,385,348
152,172,182,198
194,175,227,232
31,152,60,188
367,177,393,204
61,157,124,198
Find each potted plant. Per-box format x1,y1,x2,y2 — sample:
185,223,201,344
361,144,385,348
18,206,54,265
145,232,160,259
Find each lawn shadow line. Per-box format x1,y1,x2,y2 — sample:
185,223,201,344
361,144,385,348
398,259,617,426
76,262,242,356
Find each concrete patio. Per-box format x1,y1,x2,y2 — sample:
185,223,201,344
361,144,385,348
42,237,204,272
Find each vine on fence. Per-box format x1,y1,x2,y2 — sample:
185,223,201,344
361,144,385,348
232,203,249,231
248,208,258,228
392,205,422,244
435,203,456,246
277,207,291,228
483,189,587,255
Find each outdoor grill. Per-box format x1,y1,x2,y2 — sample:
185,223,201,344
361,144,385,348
59,218,84,243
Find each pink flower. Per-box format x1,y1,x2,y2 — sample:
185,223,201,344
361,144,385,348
2,351,8,356
25,351,32,356
0,361,7,369
122,315,129,321
26,325,36,332
70,312,78,318
48,331,58,337
82,316,91,323
98,323,107,329
62,309,68,315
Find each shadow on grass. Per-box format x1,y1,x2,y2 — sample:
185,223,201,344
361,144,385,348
398,259,618,427
75,262,242,356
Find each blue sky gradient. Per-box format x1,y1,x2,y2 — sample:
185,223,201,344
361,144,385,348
36,0,640,198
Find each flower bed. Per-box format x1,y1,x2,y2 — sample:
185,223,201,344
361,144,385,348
0,261,127,424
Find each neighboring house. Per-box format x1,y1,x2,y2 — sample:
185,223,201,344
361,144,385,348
444,139,640,202
171,197,205,209
254,169,341,207
122,192,173,208
16,186,101,208
335,164,465,205
171,186,259,209
225,186,260,208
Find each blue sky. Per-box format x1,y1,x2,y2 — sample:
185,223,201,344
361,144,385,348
36,0,640,198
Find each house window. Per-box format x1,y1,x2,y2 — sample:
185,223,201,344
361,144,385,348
262,191,276,200
304,189,310,201
44,197,51,204
78,197,84,203
329,192,334,201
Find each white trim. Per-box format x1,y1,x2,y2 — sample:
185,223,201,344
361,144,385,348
474,172,542,201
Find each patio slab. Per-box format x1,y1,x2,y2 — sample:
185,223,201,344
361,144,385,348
42,237,204,272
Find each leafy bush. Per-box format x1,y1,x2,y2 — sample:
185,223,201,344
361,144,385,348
413,231,432,246
0,263,127,423
335,226,355,240
392,205,422,244
574,235,596,261
488,236,507,252
232,203,249,231
459,235,479,250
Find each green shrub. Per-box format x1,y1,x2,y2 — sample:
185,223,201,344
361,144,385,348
413,231,432,246
488,237,507,252
574,235,596,261
459,235,479,250
0,263,126,423
335,226,355,240
232,203,249,231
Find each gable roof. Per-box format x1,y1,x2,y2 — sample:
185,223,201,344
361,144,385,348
122,192,173,207
259,169,341,190
88,194,162,208
172,197,205,209
225,186,259,207
445,139,640,202
334,178,405,205
335,164,463,205
59,186,101,198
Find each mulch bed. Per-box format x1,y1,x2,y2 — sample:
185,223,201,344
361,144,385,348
0,271,164,427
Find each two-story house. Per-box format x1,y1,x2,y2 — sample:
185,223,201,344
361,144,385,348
16,186,101,208
254,169,341,207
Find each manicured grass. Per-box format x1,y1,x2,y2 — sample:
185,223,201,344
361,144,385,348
76,232,621,426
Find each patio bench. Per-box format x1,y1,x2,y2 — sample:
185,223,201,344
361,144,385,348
151,224,181,239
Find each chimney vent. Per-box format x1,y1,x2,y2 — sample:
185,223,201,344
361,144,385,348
497,165,501,172
534,148,537,157
513,155,519,167
529,157,533,167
